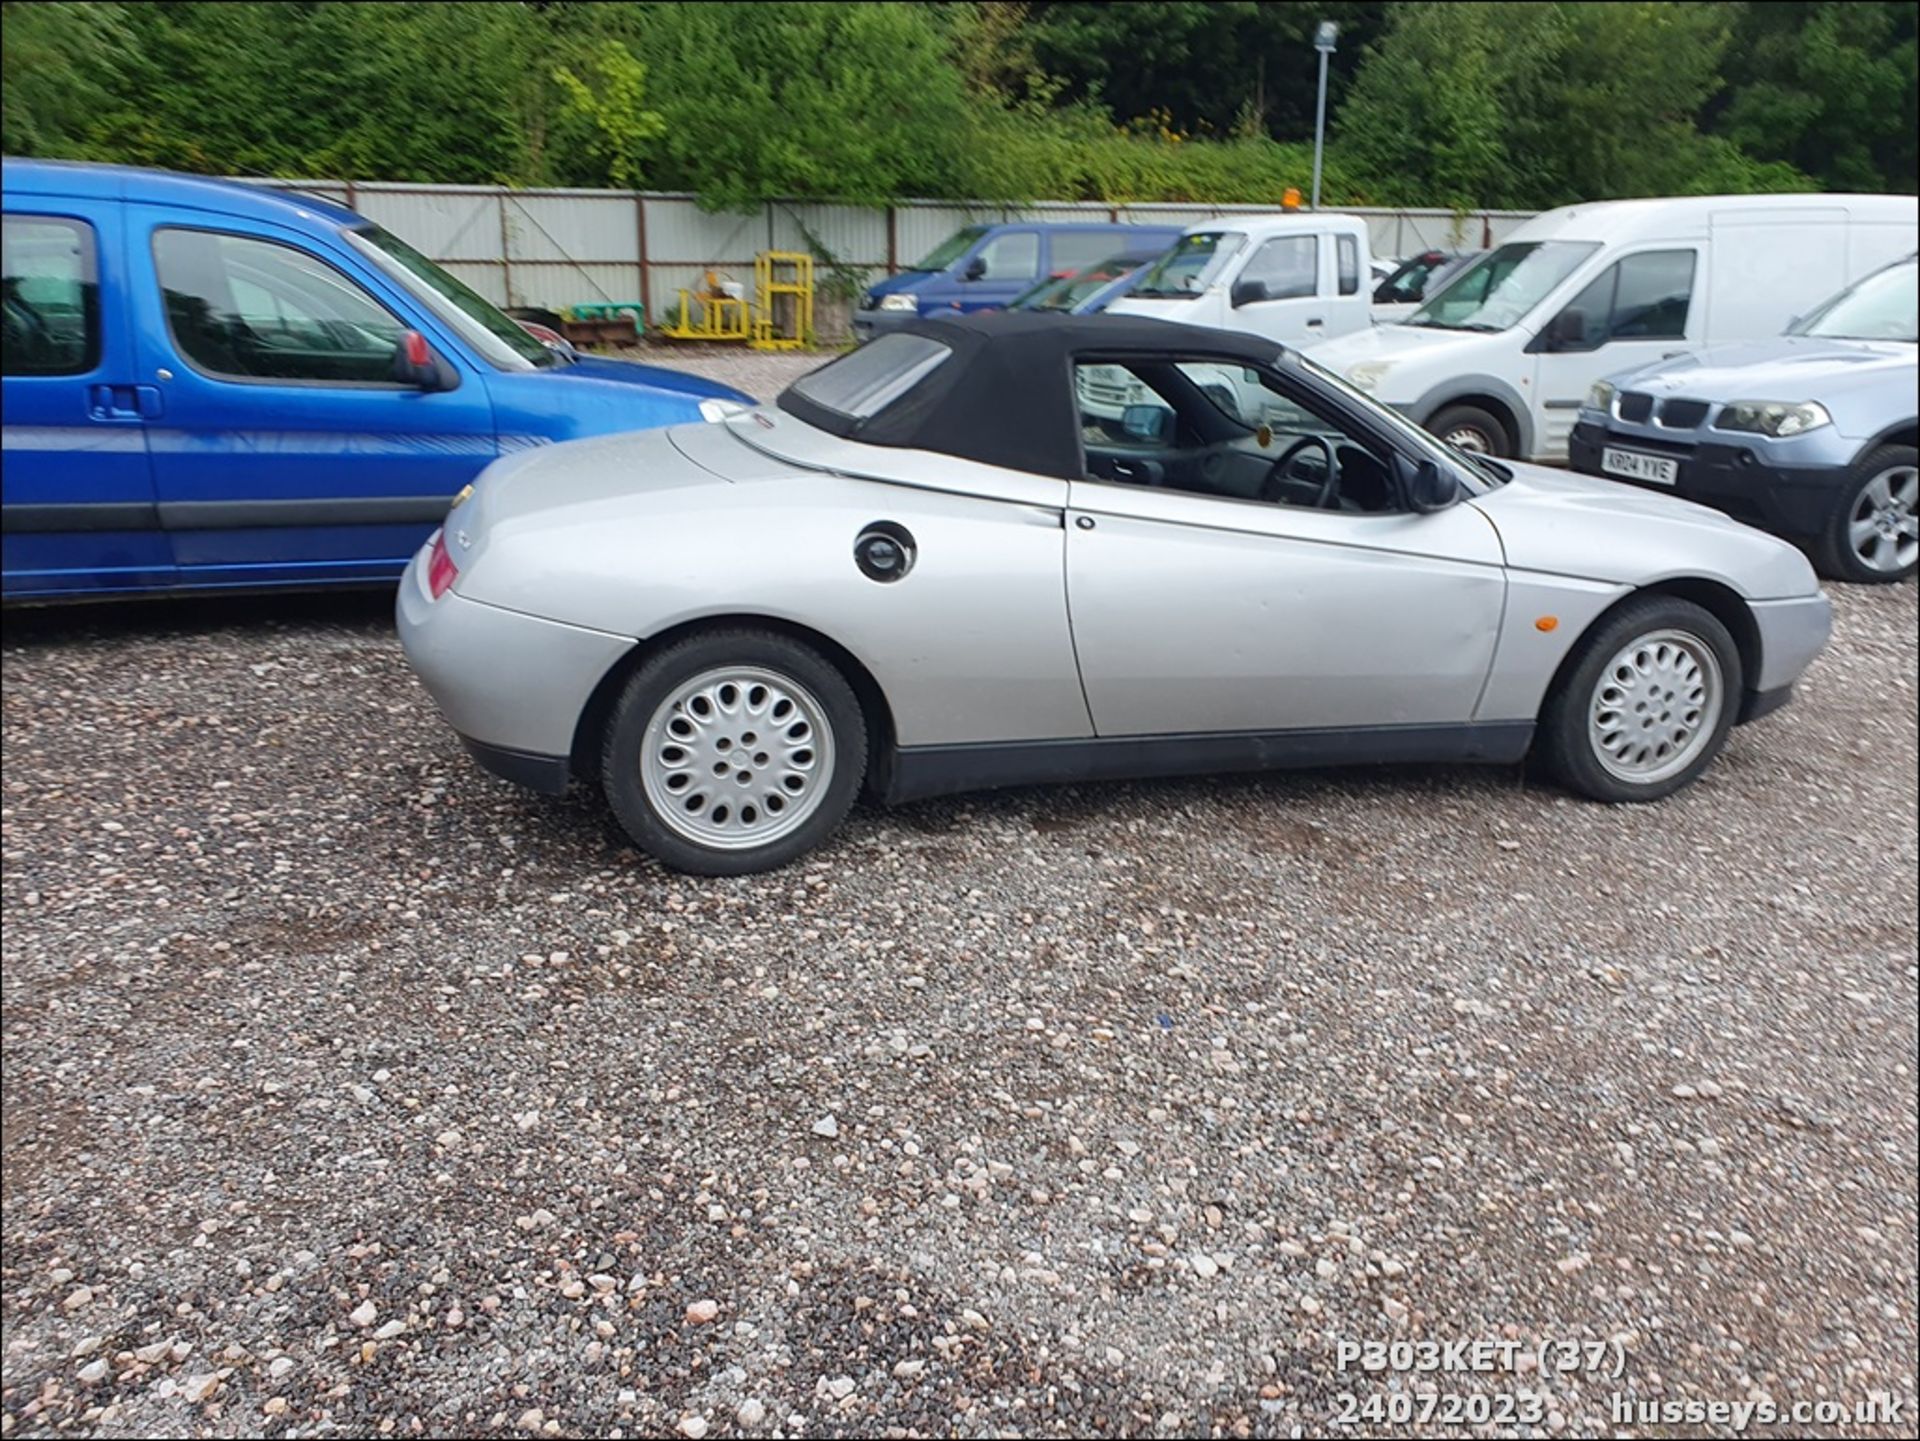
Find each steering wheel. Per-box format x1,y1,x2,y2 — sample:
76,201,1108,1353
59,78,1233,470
1261,433,1340,508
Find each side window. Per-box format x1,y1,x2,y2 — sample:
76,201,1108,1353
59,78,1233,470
1240,235,1319,301
1609,250,1695,339
153,228,409,384
2,215,100,377
1074,356,1402,514
1555,249,1696,349
1049,231,1123,275
1337,234,1361,296
973,230,1040,281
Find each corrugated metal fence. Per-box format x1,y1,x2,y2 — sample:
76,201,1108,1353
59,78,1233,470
253,179,1536,317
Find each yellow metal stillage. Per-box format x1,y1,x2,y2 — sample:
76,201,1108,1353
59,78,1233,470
659,254,815,348
661,270,751,342
751,251,813,351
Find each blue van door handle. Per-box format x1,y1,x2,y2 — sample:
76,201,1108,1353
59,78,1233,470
88,384,164,420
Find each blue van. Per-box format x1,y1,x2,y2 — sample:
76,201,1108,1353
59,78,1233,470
852,222,1181,340
1,159,752,602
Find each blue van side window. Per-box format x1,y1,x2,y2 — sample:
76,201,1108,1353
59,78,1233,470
153,227,410,386
975,231,1039,281
2,215,99,377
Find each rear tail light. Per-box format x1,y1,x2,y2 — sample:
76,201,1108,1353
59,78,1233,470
425,529,458,600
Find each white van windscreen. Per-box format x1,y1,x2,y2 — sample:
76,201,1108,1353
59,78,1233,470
1407,241,1598,332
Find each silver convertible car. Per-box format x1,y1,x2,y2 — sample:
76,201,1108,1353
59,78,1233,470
397,312,1832,875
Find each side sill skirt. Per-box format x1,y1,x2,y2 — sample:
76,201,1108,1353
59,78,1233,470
884,721,1536,805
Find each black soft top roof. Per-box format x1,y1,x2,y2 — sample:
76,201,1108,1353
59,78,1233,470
776,310,1287,480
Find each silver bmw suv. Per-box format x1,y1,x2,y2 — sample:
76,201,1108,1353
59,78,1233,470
1571,254,1917,583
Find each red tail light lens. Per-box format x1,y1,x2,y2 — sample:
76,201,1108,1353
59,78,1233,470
425,530,458,600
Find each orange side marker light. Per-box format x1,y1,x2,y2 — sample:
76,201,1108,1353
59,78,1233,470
1535,616,1559,632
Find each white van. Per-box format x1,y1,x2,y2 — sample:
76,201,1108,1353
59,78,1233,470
1310,193,1919,461
1107,212,1375,345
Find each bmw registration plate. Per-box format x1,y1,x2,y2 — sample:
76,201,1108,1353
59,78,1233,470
1602,447,1678,486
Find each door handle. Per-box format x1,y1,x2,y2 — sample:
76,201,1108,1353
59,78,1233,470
1305,317,1324,328
88,384,147,420
134,385,165,418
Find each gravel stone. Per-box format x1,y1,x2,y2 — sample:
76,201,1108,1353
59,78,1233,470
0,447,1913,1438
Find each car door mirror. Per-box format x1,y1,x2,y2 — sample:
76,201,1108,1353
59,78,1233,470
962,255,987,282
392,330,451,391
1405,457,1459,513
1121,404,1173,443
1231,278,1270,308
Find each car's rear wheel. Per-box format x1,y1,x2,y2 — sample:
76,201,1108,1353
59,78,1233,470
1814,444,1918,584
602,629,867,875
1537,596,1742,803
1427,403,1512,458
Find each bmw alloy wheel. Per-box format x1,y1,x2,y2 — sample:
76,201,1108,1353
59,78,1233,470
1587,628,1724,786
1847,462,1919,576
640,666,835,849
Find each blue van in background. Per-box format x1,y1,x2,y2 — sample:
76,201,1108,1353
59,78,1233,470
1,159,752,602
852,221,1181,340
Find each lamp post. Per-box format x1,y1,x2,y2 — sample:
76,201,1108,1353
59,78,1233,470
1311,20,1338,210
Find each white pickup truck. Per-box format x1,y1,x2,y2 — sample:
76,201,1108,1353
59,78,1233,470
1082,212,1378,427
1107,211,1375,344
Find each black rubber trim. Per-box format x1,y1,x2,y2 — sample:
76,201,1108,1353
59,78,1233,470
1735,684,1793,726
459,736,572,795
2,496,452,533
884,722,1535,805
2,502,160,533
159,496,452,529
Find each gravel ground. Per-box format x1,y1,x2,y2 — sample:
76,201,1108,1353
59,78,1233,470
627,344,826,405
1,452,1915,1436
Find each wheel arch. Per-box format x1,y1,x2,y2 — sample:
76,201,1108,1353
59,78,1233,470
1409,378,1534,458
1539,578,1760,724
568,614,900,797
1861,420,1918,454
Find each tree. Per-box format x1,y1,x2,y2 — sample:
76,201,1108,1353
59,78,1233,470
1712,2,1918,194
1337,2,1807,209
0,1,140,157
551,43,667,188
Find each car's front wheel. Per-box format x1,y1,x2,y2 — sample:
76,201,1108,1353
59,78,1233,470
1427,402,1513,458
1814,444,1918,584
1536,596,1742,803
602,629,867,875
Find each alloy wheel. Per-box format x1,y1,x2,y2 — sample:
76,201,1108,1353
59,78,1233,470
639,666,835,849
1848,463,1919,575
1587,628,1724,785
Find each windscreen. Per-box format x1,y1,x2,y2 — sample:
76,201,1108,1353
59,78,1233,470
1128,232,1245,299
1406,241,1599,332
1791,259,1918,342
347,224,556,369
907,227,986,273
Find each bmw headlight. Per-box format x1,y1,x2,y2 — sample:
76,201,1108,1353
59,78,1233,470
1713,400,1831,438
1586,380,1616,413
1346,360,1394,392
878,294,920,313
698,398,750,423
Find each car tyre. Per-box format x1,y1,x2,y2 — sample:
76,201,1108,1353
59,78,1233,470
602,629,867,875
1536,595,1742,804
1812,443,1918,584
1428,403,1512,458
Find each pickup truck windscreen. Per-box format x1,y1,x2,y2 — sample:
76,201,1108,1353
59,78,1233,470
1128,232,1246,299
